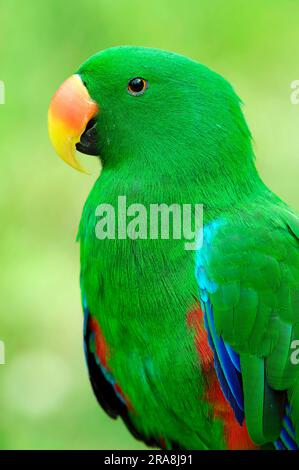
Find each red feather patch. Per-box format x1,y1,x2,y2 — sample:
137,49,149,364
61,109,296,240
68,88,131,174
89,317,110,368
187,304,257,450
89,316,134,411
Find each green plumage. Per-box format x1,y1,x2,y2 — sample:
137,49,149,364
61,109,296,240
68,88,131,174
71,46,299,449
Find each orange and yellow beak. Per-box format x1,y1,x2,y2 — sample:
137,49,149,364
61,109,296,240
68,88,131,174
48,74,98,172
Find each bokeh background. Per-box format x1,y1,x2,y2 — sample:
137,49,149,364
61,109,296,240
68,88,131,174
1,0,299,450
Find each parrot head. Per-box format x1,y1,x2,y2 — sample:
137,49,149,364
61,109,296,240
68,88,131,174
48,46,254,183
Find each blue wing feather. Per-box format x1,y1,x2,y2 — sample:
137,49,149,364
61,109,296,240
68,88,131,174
202,298,244,425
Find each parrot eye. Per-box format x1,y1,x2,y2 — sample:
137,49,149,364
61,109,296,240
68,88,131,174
127,77,148,96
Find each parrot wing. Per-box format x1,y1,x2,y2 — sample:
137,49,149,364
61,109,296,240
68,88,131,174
82,297,172,449
196,204,299,449
83,299,126,419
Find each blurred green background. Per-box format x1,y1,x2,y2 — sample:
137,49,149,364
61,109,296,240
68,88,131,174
1,0,299,450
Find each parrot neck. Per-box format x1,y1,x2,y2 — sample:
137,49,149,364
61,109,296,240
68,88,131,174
95,146,264,216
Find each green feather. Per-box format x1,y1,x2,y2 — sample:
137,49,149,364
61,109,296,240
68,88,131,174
240,354,283,443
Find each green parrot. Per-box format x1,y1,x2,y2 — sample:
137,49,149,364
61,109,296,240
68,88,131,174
48,46,299,450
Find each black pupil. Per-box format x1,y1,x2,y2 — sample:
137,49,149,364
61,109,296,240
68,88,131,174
129,78,144,93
